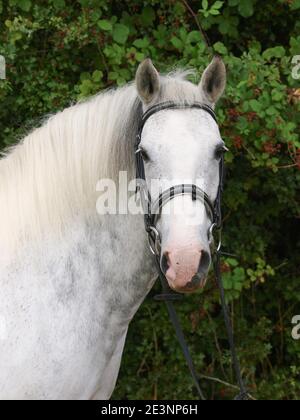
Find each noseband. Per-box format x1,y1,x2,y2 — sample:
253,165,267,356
134,100,249,401
135,101,223,257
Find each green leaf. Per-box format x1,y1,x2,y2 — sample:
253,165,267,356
92,70,103,82
219,19,231,35
212,1,224,9
234,267,246,279
135,52,145,62
272,90,284,101
290,0,300,10
187,31,201,44
133,38,150,49
266,106,277,116
249,99,262,113
16,0,31,11
117,77,126,86
141,6,155,26
223,276,233,290
171,36,183,50
233,281,243,292
78,0,89,5
52,0,65,8
79,79,93,97
108,71,118,81
91,11,102,21
238,0,254,17
227,258,239,267
213,41,228,55
262,46,285,60
112,23,130,44
210,9,221,15
98,19,113,31
79,72,90,82
202,0,208,10
290,36,300,55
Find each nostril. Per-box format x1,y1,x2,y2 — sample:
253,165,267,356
161,251,170,275
198,250,211,276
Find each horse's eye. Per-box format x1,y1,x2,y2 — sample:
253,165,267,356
215,145,229,160
140,148,150,162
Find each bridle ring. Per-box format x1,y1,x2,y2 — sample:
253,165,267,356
209,223,222,253
147,226,161,256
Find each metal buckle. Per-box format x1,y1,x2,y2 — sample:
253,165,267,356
148,226,161,256
209,223,222,253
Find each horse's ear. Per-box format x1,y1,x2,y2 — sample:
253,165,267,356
135,59,160,104
199,56,226,106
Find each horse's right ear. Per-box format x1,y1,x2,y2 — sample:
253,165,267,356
135,59,160,104
199,56,226,106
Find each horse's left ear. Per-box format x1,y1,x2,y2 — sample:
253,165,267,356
199,56,226,105
135,59,160,104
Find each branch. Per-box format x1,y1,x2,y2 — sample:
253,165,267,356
276,163,297,170
181,0,212,52
199,374,257,400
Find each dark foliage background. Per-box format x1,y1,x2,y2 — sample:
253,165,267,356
0,0,300,400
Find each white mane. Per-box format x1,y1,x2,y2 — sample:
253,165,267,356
0,70,204,254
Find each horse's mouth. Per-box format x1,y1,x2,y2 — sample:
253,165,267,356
167,273,207,294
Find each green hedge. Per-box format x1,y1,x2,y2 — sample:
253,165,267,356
0,0,300,400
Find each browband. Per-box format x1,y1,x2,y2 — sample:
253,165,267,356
136,101,217,145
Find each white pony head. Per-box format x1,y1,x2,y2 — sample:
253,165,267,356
135,57,227,293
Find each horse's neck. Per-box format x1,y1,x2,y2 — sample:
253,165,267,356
87,213,157,322
91,213,157,316
1,211,156,322
0,86,155,318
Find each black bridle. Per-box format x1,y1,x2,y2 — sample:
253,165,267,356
135,101,223,257
135,101,250,400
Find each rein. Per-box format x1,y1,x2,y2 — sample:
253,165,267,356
135,101,250,400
